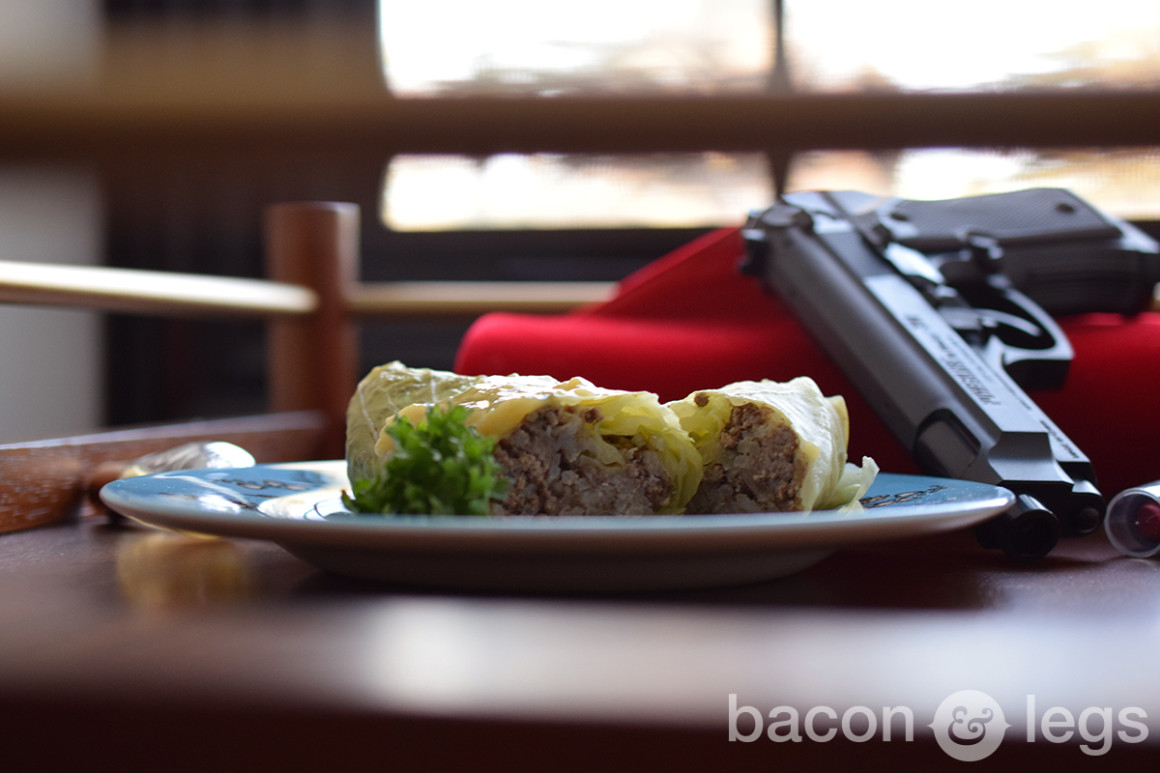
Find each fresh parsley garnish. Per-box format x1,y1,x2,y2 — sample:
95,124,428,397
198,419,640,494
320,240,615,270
343,404,508,516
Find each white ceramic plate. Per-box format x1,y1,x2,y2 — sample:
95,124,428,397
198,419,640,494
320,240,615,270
100,461,1014,592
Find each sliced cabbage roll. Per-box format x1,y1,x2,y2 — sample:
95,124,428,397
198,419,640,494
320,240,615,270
669,377,874,513
346,361,702,515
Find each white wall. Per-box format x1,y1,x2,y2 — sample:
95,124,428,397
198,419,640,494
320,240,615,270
0,168,104,442
0,0,98,90
0,1,104,442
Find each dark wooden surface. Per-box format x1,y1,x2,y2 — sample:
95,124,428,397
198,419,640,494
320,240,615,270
3,508,1160,771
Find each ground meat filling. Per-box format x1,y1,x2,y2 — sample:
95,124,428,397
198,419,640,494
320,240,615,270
686,402,804,514
492,405,673,515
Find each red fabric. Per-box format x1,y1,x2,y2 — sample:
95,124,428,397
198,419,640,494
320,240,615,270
455,228,1160,496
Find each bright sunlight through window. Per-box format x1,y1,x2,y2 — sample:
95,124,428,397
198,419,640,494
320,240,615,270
377,0,1160,230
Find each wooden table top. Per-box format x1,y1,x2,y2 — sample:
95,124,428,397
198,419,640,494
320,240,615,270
3,514,1159,771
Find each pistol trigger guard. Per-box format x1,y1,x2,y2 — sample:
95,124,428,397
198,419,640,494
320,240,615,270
981,286,1073,391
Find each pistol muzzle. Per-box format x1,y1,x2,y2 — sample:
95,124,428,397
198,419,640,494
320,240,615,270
974,494,1060,562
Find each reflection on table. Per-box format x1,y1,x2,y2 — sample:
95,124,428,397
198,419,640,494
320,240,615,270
2,514,1160,771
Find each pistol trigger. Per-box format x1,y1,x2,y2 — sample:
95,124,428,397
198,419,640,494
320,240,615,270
975,308,1043,339
912,280,995,346
935,299,995,346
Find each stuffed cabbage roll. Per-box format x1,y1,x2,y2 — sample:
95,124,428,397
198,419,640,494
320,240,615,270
669,377,874,513
346,361,702,515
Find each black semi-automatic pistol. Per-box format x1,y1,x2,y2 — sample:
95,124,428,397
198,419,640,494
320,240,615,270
742,188,1160,560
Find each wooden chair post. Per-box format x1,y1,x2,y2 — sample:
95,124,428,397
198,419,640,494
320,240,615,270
263,202,359,459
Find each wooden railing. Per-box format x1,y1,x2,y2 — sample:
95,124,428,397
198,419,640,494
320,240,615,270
0,199,614,536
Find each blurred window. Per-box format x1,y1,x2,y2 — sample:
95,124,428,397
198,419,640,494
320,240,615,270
784,0,1160,92
382,152,771,231
379,0,773,96
378,0,1160,228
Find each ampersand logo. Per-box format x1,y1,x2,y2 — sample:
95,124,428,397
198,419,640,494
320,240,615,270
930,690,1010,761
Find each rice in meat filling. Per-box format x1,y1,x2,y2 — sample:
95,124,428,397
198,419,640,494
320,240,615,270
669,377,863,514
684,401,804,514
492,405,673,515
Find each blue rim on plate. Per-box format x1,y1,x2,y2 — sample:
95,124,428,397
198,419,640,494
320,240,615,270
100,461,1014,592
